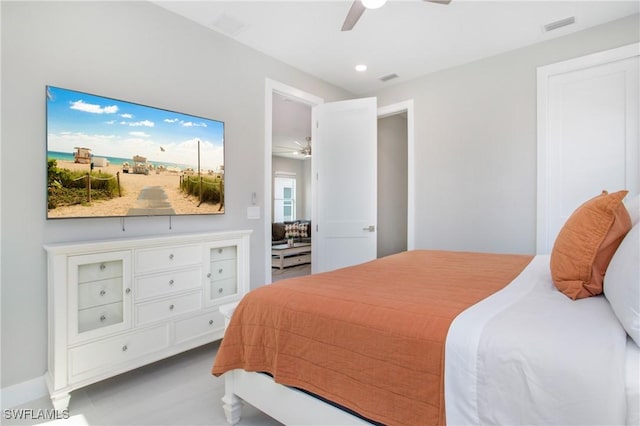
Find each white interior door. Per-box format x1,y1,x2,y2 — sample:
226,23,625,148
312,97,377,273
537,43,639,253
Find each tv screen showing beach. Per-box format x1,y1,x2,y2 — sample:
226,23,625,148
46,85,225,219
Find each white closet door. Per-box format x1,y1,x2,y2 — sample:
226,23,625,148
537,43,639,254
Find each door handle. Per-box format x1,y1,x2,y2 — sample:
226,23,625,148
362,225,375,232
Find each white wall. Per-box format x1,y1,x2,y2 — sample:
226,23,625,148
372,14,640,255
377,114,408,258
0,1,352,390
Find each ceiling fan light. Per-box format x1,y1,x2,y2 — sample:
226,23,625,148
362,0,387,9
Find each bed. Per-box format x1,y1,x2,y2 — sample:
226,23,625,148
212,191,640,425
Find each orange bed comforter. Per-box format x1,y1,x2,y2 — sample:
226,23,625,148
212,250,533,425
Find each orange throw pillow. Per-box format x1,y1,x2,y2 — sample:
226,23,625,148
550,190,631,300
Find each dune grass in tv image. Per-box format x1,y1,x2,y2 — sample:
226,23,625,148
46,86,225,219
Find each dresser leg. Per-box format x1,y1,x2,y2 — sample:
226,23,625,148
50,393,70,411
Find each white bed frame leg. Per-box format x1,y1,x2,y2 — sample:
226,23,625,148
222,372,242,425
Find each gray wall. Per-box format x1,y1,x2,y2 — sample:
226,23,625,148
0,1,351,389
2,0,639,393
377,114,408,258
372,13,640,255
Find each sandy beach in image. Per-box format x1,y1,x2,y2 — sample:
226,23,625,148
47,160,223,218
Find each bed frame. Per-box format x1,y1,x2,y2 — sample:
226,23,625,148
218,302,372,425
222,369,372,425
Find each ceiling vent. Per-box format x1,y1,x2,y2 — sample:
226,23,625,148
211,12,245,37
544,16,575,32
379,73,399,82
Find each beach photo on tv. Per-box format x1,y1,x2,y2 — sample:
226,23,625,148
46,85,225,219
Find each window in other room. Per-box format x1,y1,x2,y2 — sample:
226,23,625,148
274,173,296,222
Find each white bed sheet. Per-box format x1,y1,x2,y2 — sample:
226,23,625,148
445,255,636,425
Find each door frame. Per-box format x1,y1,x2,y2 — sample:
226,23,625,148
264,79,416,282
264,79,323,284
536,42,639,253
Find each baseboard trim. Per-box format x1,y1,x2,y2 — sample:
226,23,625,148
0,375,48,409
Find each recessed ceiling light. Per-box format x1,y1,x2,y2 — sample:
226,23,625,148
362,0,387,9
355,64,367,72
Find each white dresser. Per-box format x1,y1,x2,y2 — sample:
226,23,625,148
44,230,251,410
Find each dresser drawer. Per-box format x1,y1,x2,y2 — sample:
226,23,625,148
78,278,123,310
210,246,236,262
209,278,237,300
77,260,122,284
69,324,169,378
174,310,225,344
135,291,202,326
77,302,124,334
135,245,201,274
209,259,236,281
135,267,201,300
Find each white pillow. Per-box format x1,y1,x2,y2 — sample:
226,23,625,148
604,223,640,345
625,193,640,227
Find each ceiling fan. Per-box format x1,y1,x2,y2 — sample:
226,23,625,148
274,136,312,158
341,0,451,31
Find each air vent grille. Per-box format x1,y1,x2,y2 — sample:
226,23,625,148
379,73,399,82
544,16,575,32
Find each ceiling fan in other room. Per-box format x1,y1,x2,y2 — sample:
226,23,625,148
341,0,451,31
274,137,312,158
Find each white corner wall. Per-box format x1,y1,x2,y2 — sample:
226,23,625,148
372,13,640,254
0,0,352,395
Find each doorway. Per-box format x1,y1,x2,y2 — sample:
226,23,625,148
264,80,415,282
377,111,409,258
264,80,323,284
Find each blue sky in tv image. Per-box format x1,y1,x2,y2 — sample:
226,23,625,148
46,85,224,172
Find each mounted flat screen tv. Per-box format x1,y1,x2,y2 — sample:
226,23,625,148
46,86,224,219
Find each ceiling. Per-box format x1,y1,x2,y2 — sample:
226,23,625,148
153,1,639,95
272,93,312,159
151,1,639,159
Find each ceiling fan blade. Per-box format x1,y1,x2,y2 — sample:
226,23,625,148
341,0,366,31
273,146,294,152
424,0,452,4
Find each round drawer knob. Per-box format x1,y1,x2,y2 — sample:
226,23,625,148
169,254,174,260
100,263,106,270
169,279,174,285
209,320,214,325
100,315,106,322
218,268,223,274
99,290,106,296
218,248,223,254
125,288,131,294
218,288,223,294
122,345,128,352
169,304,175,310
207,273,211,278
